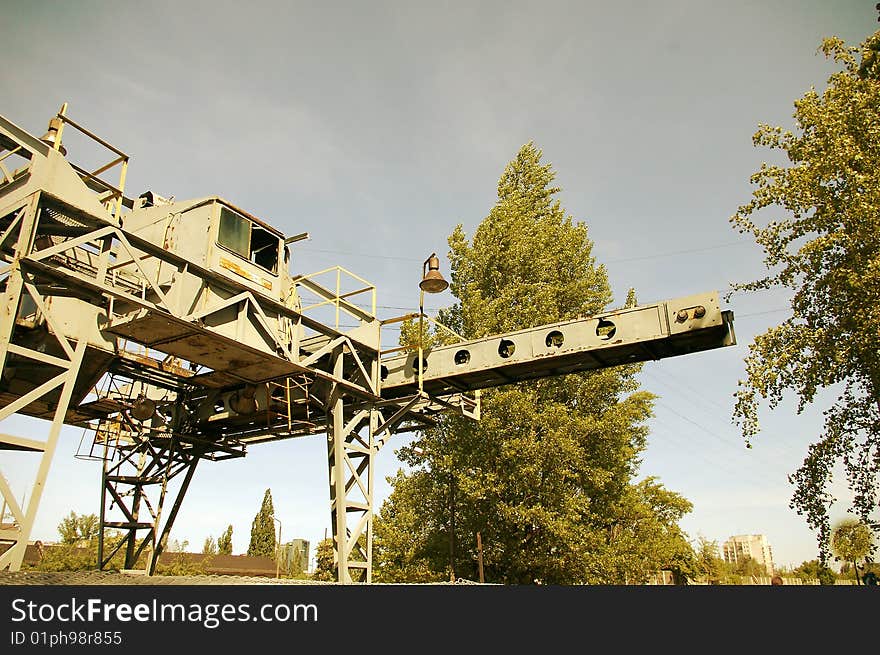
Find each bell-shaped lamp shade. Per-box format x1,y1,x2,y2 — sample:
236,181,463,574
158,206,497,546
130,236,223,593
39,116,67,156
131,396,157,422
419,253,449,294
230,385,258,415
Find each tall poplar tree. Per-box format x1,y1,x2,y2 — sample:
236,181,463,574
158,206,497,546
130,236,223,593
375,143,693,584
217,524,234,555
247,488,276,558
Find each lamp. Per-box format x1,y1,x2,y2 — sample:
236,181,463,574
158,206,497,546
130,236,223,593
230,385,258,415
419,253,448,294
130,396,156,422
39,108,68,156
416,253,447,393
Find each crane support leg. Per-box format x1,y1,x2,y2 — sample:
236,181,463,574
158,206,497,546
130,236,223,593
326,345,376,583
0,193,90,571
97,436,201,574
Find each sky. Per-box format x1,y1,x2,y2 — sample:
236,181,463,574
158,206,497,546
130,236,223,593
1,0,876,573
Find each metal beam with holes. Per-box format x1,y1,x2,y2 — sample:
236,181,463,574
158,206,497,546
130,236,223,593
379,291,735,399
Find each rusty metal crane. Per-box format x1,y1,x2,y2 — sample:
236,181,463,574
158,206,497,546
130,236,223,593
0,105,735,582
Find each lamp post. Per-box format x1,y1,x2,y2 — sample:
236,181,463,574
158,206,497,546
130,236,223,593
417,254,453,578
273,517,282,579
448,469,456,582
417,253,449,391
413,446,458,582
477,531,484,583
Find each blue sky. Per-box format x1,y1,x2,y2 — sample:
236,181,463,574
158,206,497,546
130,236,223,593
1,1,875,571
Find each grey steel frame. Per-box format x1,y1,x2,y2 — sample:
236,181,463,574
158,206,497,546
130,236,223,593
0,108,735,584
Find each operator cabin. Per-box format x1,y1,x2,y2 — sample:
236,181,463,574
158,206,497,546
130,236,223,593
124,191,297,308
104,192,307,380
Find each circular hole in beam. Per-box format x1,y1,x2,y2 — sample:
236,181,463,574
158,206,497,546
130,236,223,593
596,319,616,340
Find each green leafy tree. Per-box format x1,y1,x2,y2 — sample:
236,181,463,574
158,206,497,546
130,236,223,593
29,526,127,572
595,478,697,585
728,555,767,579
792,558,837,584
373,471,452,583
693,536,725,585
217,524,234,555
312,538,336,581
202,536,218,555
289,547,303,575
247,489,276,558
817,564,838,585
728,30,880,562
830,518,875,584
57,511,99,545
375,143,692,584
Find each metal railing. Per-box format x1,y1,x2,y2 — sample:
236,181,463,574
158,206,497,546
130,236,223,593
48,104,131,222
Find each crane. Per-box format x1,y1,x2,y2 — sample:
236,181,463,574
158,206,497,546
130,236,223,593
0,105,735,582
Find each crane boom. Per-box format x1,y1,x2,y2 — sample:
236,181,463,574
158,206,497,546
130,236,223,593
381,290,734,400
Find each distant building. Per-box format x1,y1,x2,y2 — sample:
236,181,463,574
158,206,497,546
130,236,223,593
280,539,310,575
722,534,774,575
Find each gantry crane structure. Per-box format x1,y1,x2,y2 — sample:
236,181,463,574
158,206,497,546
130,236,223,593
0,106,736,582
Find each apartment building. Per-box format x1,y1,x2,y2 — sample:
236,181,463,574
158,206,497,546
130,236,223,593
722,534,775,575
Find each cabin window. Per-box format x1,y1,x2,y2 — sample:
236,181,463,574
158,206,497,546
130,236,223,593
217,206,280,273
250,224,279,271
218,207,250,258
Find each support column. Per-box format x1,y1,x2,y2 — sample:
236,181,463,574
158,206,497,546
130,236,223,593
327,345,349,582
326,345,376,583
96,435,201,574
0,192,90,571
0,337,88,571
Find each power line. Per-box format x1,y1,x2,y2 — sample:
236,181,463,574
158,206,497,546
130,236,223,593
293,240,756,267
646,415,788,490
653,399,799,468
295,247,422,263
736,308,790,318
643,369,732,415
604,240,754,264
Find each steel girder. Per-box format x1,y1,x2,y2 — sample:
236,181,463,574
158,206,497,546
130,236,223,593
97,433,203,574
0,193,89,571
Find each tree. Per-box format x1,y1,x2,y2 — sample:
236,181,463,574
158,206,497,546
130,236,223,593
202,536,218,555
217,524,233,555
728,29,880,562
830,518,875,584
375,143,692,584
312,538,336,582
596,477,697,585
29,518,127,572
155,549,208,577
247,489,276,558
693,536,725,585
57,511,99,545
289,546,303,575
792,558,837,584
373,471,451,583
728,555,767,579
